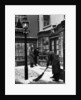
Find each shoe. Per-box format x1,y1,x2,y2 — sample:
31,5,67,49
52,78,59,82
50,76,54,78
52,78,55,81
54,78,59,82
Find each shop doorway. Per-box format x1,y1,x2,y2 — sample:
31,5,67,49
50,37,59,55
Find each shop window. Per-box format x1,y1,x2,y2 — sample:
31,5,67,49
45,45,49,49
43,37,49,53
56,39,59,55
59,36,63,57
59,45,61,50
56,44,59,49
27,43,30,56
59,50,61,57
52,45,54,51
38,37,49,53
50,40,54,52
15,43,25,61
56,39,59,45
57,50,59,55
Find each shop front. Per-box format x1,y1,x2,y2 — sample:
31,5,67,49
50,33,63,68
37,30,51,66
49,20,65,69
15,28,37,66
37,20,65,69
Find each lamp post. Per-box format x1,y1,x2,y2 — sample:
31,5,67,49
22,21,29,80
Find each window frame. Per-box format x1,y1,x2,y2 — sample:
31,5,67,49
43,15,50,27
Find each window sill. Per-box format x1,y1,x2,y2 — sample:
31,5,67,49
43,25,51,30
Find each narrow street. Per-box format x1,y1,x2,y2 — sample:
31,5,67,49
15,65,64,84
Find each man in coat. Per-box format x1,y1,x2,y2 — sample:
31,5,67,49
29,47,35,67
34,47,39,66
47,51,60,81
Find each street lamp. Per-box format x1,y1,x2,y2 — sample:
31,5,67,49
22,21,29,80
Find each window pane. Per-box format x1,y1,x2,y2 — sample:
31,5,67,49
56,44,59,49
59,51,61,56
43,15,50,26
57,50,59,55
52,40,54,45
46,45,49,49
15,43,25,61
56,40,59,44
52,46,54,50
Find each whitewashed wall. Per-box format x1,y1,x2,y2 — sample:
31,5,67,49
50,15,64,25
39,15,64,32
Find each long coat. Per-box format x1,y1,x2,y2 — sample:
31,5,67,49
34,49,39,57
34,49,39,62
29,51,35,64
47,52,60,74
